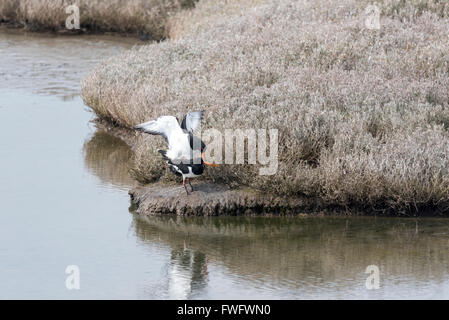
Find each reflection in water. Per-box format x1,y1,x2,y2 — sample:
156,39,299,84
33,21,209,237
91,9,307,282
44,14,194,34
83,130,135,190
132,215,449,299
168,244,208,299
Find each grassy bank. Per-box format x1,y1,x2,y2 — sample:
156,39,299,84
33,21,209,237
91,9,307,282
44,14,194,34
82,0,449,215
0,0,196,39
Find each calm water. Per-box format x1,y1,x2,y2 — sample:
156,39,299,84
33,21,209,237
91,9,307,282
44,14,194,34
1,31,449,299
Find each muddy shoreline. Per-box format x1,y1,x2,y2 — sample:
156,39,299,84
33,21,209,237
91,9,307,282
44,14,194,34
128,182,330,216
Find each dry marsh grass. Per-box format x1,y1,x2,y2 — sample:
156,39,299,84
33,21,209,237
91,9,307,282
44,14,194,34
82,0,449,214
0,0,196,39
166,0,269,39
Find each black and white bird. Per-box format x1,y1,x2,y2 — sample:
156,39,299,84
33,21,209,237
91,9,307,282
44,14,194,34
134,111,218,195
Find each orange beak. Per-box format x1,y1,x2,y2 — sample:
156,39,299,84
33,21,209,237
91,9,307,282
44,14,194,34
202,152,219,167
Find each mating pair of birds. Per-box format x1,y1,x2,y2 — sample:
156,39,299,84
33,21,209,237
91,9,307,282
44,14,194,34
134,111,218,195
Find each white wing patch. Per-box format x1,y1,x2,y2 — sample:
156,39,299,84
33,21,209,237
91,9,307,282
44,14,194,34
135,115,183,145
135,115,192,160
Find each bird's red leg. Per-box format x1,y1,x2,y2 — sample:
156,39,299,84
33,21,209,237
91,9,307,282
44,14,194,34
183,178,189,195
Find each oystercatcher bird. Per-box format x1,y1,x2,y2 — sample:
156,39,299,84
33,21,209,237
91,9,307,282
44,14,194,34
134,111,218,195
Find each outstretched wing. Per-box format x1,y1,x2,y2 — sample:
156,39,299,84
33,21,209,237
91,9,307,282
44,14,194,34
134,116,182,146
181,111,203,132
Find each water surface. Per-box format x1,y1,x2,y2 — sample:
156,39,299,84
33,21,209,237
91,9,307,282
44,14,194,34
1,31,449,299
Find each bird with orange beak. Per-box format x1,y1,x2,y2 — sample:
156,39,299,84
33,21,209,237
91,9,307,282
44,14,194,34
134,111,218,195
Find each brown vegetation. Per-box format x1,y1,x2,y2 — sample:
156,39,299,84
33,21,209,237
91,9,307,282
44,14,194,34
82,0,449,214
